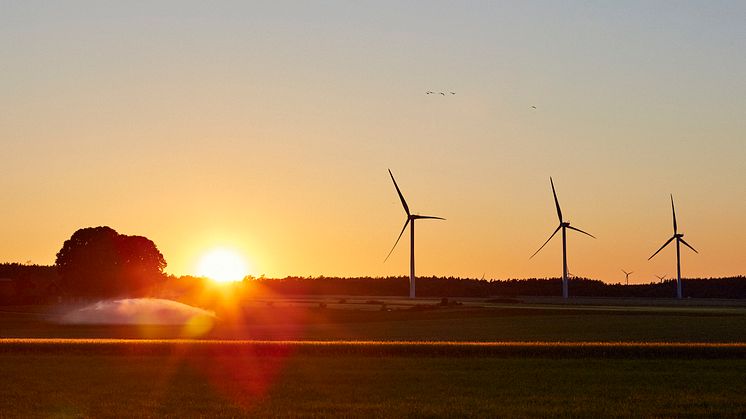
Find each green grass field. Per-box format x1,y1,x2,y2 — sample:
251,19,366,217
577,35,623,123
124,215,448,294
1,353,745,417
2,299,746,417
3,298,746,342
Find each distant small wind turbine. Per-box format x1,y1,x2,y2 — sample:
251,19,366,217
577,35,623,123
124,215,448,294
648,195,698,299
621,269,633,285
530,177,596,299
656,274,667,283
385,169,445,298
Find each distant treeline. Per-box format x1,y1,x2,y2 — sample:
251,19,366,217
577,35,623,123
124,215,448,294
0,263,60,304
245,275,746,300
2,263,746,303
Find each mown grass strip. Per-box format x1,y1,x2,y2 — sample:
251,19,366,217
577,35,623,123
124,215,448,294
2,338,746,358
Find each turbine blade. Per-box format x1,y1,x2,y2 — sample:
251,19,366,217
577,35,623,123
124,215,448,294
550,177,563,223
671,194,677,234
648,236,675,260
567,225,596,239
530,225,561,259
413,215,445,220
384,218,410,262
679,238,699,254
388,169,410,216
622,269,628,275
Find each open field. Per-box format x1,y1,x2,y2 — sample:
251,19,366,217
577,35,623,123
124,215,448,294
1,352,745,417
2,299,746,416
3,339,746,358
3,297,746,342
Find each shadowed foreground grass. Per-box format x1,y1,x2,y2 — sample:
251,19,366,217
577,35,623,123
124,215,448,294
1,353,745,417
3,338,746,358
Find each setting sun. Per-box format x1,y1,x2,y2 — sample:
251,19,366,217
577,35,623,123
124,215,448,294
195,248,249,283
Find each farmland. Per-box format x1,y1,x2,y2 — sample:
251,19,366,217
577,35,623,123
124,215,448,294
3,297,746,342
2,298,746,417
1,353,745,417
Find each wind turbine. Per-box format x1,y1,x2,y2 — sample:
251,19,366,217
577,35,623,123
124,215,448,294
530,178,596,299
385,169,445,298
656,274,667,284
648,195,698,299
622,269,633,285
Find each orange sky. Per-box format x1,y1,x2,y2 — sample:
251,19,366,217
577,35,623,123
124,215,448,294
1,2,744,283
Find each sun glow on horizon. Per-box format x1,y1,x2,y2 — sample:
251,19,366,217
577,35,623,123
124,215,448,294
196,248,250,283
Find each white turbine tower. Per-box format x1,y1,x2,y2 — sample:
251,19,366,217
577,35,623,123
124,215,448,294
530,177,596,299
622,269,633,286
385,169,445,299
648,195,698,299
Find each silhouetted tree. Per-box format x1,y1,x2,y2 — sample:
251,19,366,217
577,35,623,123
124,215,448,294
55,226,166,297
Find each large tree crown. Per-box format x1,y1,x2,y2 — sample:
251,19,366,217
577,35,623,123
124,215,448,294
55,226,166,297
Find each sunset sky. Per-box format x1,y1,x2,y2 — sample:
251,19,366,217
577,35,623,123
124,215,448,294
1,1,744,283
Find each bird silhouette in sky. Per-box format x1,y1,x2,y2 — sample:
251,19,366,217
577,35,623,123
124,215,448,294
531,106,537,109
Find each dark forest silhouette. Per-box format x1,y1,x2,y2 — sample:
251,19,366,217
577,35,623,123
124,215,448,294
2,262,746,304
245,275,746,299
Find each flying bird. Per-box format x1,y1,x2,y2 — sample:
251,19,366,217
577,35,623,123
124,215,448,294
425,91,455,96
531,106,537,109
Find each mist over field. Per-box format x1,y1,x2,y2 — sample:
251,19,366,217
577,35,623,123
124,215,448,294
60,298,215,325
